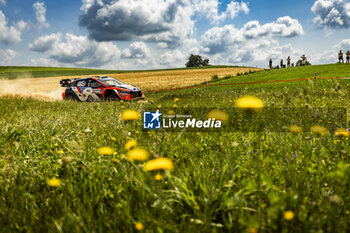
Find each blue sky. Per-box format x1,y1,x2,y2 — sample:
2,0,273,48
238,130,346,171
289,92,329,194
1,0,350,69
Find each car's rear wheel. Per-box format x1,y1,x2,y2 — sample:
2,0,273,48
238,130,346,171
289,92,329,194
64,93,75,101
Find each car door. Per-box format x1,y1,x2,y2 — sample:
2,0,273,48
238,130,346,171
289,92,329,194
87,79,104,101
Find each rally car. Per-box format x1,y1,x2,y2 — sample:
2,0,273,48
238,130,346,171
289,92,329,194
60,76,144,101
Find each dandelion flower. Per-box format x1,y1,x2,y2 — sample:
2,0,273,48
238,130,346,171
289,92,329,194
125,139,137,150
113,152,118,156
135,222,144,231
335,128,349,137
57,150,64,154
235,96,264,110
207,109,229,122
154,173,163,181
54,142,59,147
120,100,124,103
288,125,302,133
310,125,327,135
249,228,258,233
284,211,294,221
47,178,61,187
121,106,125,109
127,148,148,161
143,158,174,171
121,110,140,121
111,137,117,141
174,98,179,103
98,146,114,155
112,158,118,164
168,110,175,115
173,104,177,108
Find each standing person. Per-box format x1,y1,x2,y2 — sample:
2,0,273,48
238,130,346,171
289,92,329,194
287,56,291,67
301,55,306,66
269,59,272,69
346,51,350,64
339,50,344,64
280,59,284,68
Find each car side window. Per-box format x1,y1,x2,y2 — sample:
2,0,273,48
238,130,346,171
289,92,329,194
89,80,103,88
77,81,86,87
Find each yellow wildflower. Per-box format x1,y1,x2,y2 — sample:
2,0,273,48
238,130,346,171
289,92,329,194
173,104,177,108
121,110,140,121
97,146,114,155
112,158,118,164
168,110,175,115
249,228,258,233
335,128,349,137
174,98,179,103
127,148,148,161
235,96,264,110
111,137,117,141
113,152,118,156
47,178,61,187
125,139,137,150
310,125,327,135
57,150,64,154
207,109,229,122
154,173,163,181
143,158,174,171
288,125,303,133
135,222,144,231
284,211,294,221
54,142,59,147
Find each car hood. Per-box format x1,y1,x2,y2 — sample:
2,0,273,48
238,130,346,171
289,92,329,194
110,84,141,92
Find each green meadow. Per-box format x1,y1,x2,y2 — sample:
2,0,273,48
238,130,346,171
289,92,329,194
1,64,350,232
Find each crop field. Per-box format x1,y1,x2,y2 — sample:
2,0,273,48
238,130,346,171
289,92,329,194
0,66,259,100
1,64,350,232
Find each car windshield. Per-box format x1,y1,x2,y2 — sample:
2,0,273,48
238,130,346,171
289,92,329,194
100,79,124,87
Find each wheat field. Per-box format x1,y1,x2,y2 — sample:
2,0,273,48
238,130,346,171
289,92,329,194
0,67,260,100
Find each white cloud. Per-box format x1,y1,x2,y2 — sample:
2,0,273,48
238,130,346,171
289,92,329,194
0,0,6,5
79,0,194,48
0,10,29,44
311,0,350,28
192,0,249,23
29,33,120,67
201,16,304,55
199,16,305,67
29,33,61,52
226,1,249,19
33,2,49,28
121,41,150,59
0,49,17,65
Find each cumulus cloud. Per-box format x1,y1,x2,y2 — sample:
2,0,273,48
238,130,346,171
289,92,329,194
0,10,29,44
201,16,304,55
311,0,350,28
192,0,249,23
0,0,6,5
79,0,194,48
0,49,17,65
312,38,350,64
29,33,120,67
33,2,49,28
121,41,150,59
29,33,61,52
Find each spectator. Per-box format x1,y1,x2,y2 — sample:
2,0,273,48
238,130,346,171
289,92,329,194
339,50,344,64
287,56,291,67
269,59,272,69
346,51,350,64
280,59,284,68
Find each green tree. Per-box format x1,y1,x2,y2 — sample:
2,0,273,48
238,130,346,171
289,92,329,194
186,54,210,67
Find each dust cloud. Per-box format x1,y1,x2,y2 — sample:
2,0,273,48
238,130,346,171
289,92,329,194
0,75,65,101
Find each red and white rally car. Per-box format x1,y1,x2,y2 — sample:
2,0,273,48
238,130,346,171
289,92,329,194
60,76,144,101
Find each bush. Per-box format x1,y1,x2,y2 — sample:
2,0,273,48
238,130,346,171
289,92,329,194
211,74,219,81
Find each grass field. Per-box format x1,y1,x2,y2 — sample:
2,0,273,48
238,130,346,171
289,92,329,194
1,64,350,232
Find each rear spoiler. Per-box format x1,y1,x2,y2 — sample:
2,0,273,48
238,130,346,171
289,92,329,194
60,79,73,87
